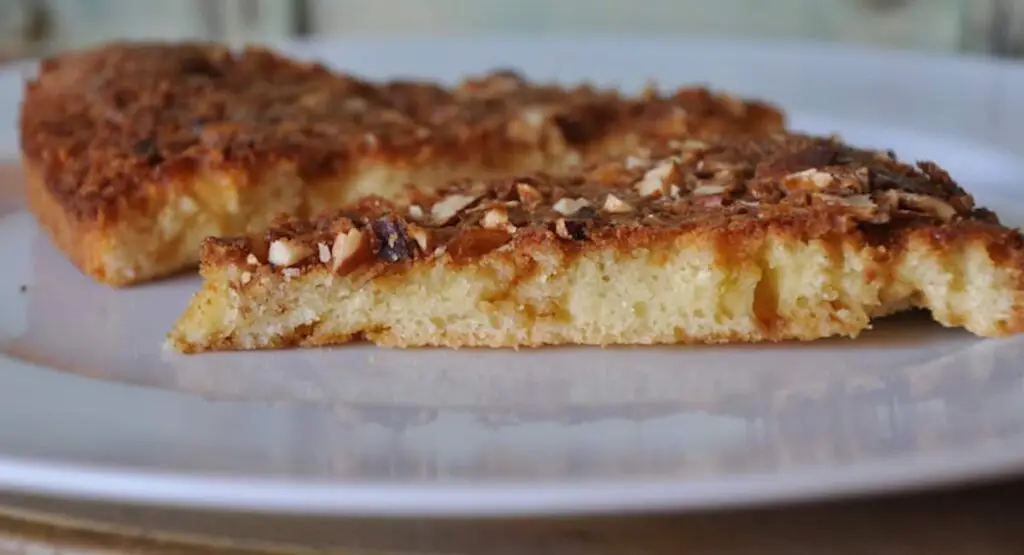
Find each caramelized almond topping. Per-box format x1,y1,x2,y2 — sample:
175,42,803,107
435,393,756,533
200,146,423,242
481,206,512,230
430,194,477,225
515,182,543,209
552,197,591,216
268,239,314,267
602,194,634,213
331,228,370,274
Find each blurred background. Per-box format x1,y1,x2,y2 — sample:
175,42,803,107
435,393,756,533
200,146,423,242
0,0,1022,61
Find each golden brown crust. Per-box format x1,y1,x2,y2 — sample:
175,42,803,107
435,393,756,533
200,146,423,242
20,41,784,227
22,159,106,280
205,133,1015,275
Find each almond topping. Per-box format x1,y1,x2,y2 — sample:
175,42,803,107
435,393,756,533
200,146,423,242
552,197,591,216
602,194,634,213
407,224,432,252
515,182,543,208
554,218,588,241
832,194,881,220
430,194,476,225
481,207,511,230
692,184,727,196
408,204,425,220
635,160,678,197
841,194,874,207
331,228,369,273
268,239,314,267
895,191,958,222
317,242,331,263
783,169,834,192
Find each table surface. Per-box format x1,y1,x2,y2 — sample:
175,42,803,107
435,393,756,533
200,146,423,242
0,480,1022,554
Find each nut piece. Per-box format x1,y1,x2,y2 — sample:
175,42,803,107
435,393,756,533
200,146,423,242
602,194,634,214
554,218,588,241
408,204,425,220
268,239,314,267
515,182,543,209
331,228,369,273
692,184,727,196
782,169,835,192
635,160,679,197
552,197,591,216
430,194,477,225
842,194,874,206
895,191,958,222
246,254,261,266
481,207,512,230
406,224,433,253
830,193,882,221
317,242,332,263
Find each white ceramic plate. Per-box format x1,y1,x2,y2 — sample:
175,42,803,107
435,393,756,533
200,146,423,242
2,37,1024,518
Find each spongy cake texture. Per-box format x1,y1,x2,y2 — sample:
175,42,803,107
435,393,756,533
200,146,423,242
168,134,1024,352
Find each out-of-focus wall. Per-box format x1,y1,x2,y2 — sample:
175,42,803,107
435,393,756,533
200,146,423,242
1,0,1022,59
305,0,964,52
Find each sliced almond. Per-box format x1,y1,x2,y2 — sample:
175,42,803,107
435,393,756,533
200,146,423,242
268,239,314,267
552,197,591,216
430,194,476,225
515,182,543,209
317,242,332,263
602,194,634,214
406,224,433,253
841,194,874,207
407,204,425,220
692,184,727,196
782,169,834,192
833,193,881,220
554,218,588,240
635,160,678,197
331,228,370,274
895,191,958,222
481,207,511,230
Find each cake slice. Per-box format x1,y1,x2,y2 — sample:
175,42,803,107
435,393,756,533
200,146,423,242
19,41,784,287
167,134,1024,352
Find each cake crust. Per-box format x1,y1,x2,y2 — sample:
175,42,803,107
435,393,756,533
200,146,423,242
20,42,785,285
168,134,1024,352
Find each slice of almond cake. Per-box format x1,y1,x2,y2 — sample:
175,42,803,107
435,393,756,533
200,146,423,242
167,134,1024,352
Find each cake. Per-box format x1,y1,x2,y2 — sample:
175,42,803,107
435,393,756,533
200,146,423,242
167,134,1024,352
19,41,785,286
